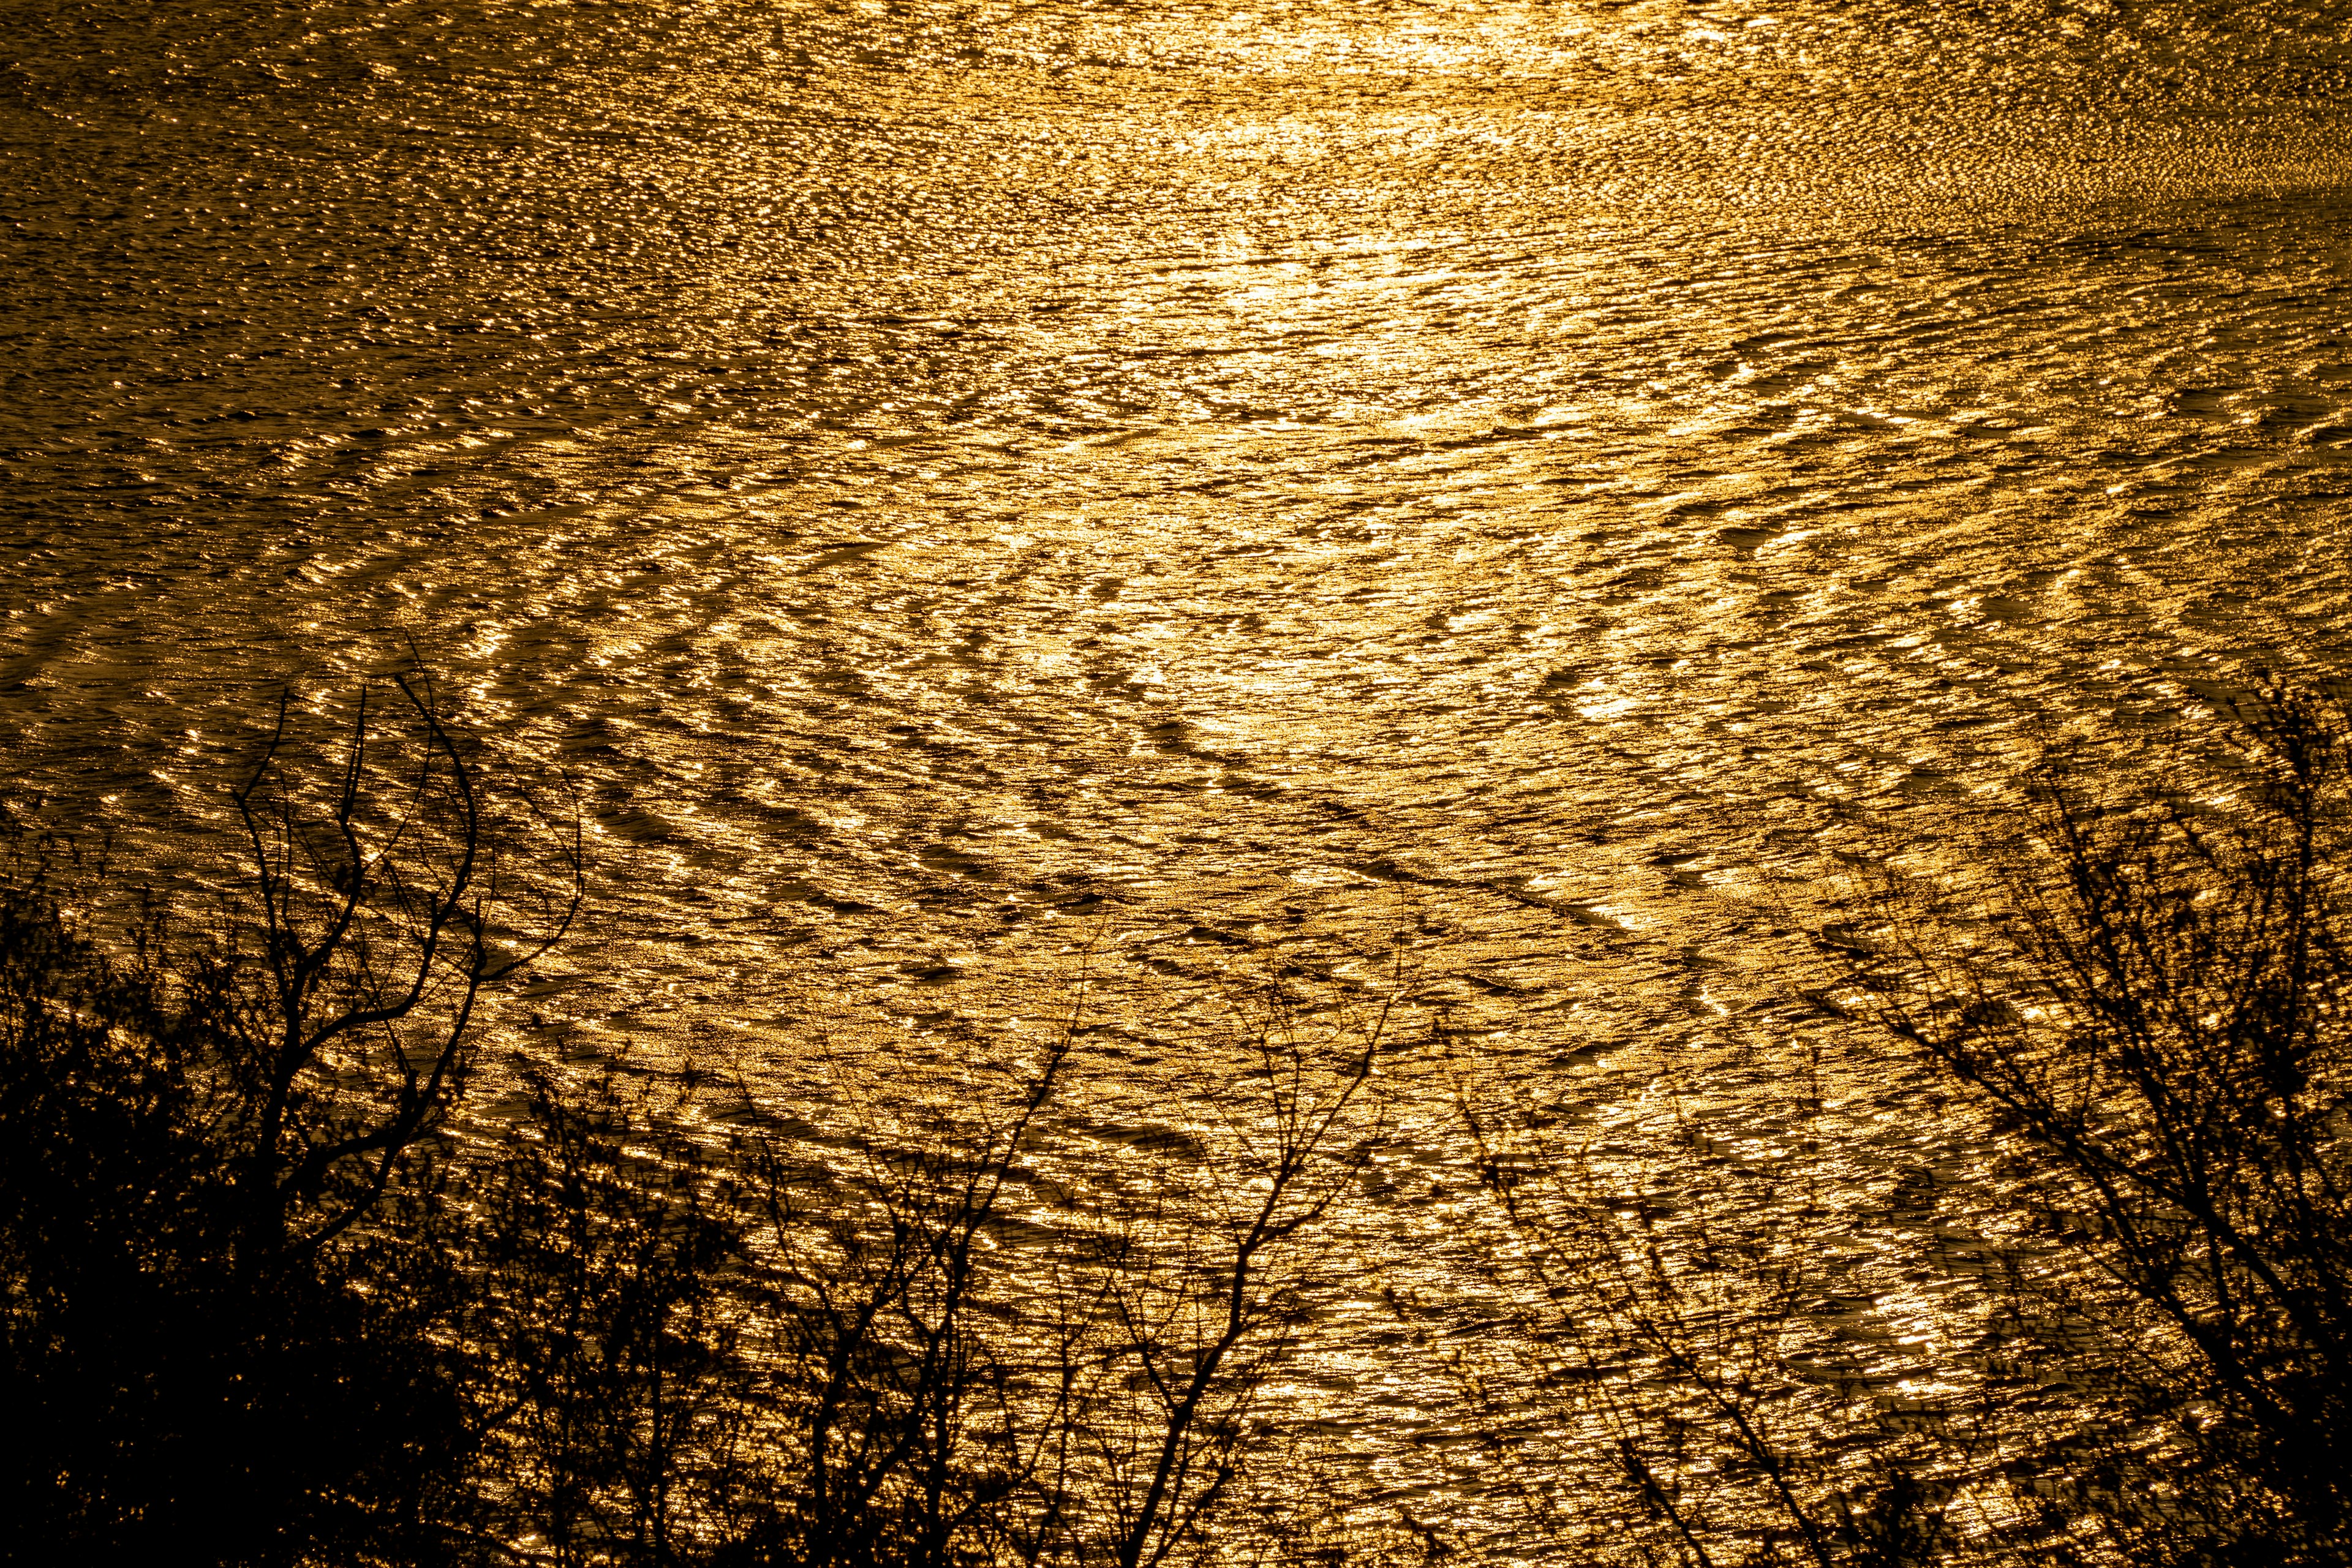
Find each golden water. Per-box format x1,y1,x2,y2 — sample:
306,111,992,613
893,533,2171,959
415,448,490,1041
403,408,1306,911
6,0,2351,1550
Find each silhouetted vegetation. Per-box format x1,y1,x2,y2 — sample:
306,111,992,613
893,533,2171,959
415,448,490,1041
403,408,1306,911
1434,1030,1989,1568
1441,678,2352,1566
12,675,2352,1565
1868,680,2352,1564
3,676,581,1564
1,679,1394,1566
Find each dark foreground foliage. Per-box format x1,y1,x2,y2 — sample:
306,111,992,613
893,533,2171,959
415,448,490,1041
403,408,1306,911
1441,679,2352,1567
0,680,1390,1567
1875,680,2352,1564
0,856,478,1562
11,674,2352,1567
1,676,575,1564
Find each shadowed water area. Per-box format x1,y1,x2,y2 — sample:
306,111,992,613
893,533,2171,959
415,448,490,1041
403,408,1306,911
6,0,2352,1548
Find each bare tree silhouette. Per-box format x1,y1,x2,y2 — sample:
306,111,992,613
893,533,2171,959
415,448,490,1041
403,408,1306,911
2,674,581,1564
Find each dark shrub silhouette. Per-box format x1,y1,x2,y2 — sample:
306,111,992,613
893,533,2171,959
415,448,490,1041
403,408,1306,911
1870,682,2352,1563
1436,679,2352,1566
1,681,1390,1566
1,676,579,1564
1437,1035,1978,1568
0,835,485,1564
461,1061,756,1566
37,666,2352,1565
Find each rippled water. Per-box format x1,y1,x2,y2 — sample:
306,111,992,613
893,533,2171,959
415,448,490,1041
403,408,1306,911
7,0,2352,1547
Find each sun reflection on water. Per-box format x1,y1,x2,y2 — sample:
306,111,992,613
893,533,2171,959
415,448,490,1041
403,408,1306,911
6,0,2352,1551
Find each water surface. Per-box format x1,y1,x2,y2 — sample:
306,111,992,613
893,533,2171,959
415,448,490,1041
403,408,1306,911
6,0,2352,1544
